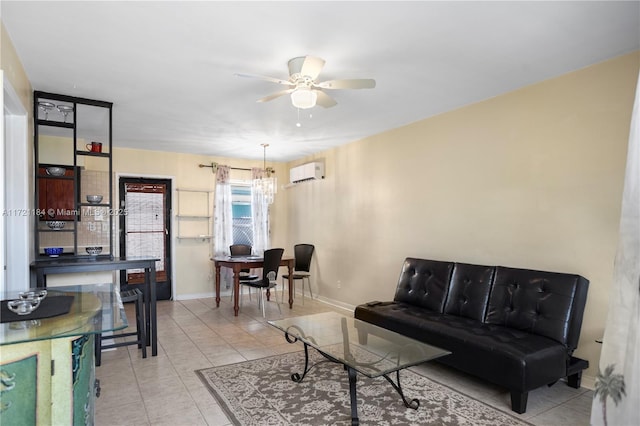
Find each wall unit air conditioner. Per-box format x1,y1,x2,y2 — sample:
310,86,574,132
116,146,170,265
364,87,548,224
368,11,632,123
289,162,325,184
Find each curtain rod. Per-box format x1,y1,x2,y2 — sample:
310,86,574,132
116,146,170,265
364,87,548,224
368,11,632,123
198,163,251,172
198,162,275,174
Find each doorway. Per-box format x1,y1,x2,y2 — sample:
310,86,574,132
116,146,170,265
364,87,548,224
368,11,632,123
119,177,172,300
2,74,30,294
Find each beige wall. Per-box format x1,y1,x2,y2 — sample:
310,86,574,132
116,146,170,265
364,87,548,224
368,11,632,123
284,51,640,383
2,23,31,109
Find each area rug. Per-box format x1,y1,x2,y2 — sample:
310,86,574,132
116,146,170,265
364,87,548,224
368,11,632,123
196,351,531,426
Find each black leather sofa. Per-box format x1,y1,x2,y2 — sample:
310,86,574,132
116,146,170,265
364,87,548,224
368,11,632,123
354,258,590,414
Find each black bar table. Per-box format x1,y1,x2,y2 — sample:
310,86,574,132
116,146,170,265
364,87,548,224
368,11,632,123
30,256,159,356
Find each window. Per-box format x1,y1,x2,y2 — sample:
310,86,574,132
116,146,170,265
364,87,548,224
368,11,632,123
231,183,252,245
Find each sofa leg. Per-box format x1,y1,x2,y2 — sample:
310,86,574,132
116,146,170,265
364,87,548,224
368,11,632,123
566,356,588,389
510,391,528,414
357,329,368,345
567,371,582,388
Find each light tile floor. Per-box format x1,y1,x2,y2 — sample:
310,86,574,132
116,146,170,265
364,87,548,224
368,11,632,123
95,292,593,425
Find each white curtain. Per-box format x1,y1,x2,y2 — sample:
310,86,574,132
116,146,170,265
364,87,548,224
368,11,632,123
213,165,233,286
590,71,640,426
251,167,269,255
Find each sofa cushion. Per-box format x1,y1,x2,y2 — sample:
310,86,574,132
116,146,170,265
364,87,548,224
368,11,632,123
354,302,567,391
444,263,495,322
486,267,585,346
393,258,454,313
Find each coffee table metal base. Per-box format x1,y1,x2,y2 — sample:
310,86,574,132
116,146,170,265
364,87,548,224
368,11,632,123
285,332,420,426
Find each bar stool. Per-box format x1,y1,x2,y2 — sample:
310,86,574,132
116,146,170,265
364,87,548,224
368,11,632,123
95,288,146,366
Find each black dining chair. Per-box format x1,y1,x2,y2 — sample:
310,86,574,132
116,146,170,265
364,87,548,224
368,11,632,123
229,244,258,301
281,244,315,304
240,248,284,317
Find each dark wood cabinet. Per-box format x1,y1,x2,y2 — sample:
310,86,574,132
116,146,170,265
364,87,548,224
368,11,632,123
37,166,79,221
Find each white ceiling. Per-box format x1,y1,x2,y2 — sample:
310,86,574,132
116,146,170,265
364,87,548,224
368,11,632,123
2,1,639,162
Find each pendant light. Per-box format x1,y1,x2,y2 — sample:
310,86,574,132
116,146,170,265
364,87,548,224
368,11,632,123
258,144,277,204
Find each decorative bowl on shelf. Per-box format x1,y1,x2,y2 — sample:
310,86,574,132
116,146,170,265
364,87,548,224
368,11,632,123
85,246,103,256
7,299,41,315
86,195,103,204
44,247,63,257
19,289,48,301
45,166,66,176
46,221,65,230
7,289,47,315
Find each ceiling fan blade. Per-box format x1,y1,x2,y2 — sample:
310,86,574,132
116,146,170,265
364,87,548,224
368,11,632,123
235,73,292,86
300,56,326,79
317,79,376,90
257,89,295,103
315,90,337,108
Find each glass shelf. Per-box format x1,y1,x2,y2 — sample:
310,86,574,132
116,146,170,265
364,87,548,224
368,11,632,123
76,151,110,158
36,119,74,129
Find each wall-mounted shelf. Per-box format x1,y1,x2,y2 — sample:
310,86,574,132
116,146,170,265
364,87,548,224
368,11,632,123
176,235,213,241
175,189,213,241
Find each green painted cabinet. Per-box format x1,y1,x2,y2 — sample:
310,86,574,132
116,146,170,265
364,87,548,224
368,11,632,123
0,334,95,425
0,284,126,425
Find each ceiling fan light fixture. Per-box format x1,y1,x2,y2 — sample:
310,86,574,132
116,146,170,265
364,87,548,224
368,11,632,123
291,88,317,109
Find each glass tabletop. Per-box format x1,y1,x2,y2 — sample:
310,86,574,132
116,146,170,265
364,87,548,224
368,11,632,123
268,312,450,378
1,283,127,346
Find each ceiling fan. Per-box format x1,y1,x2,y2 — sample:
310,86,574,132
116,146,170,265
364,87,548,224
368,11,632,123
236,55,376,109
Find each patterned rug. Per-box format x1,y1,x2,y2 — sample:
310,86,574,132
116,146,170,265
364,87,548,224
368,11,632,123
196,351,531,426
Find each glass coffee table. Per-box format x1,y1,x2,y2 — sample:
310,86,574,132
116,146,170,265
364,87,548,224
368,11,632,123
268,312,450,425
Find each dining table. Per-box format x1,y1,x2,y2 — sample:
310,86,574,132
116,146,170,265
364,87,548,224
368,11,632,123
212,255,295,316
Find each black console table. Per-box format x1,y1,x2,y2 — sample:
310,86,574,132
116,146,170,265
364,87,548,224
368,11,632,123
30,256,159,356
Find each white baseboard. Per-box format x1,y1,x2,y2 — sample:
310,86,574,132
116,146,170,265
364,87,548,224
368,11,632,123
313,295,355,314
581,375,595,390
175,292,215,301
174,289,353,311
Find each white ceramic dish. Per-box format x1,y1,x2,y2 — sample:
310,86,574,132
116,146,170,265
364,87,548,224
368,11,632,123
86,246,103,256
46,221,65,230
86,195,103,204
45,166,66,176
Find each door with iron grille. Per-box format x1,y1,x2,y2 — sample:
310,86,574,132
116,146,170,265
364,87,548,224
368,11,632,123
119,178,172,300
